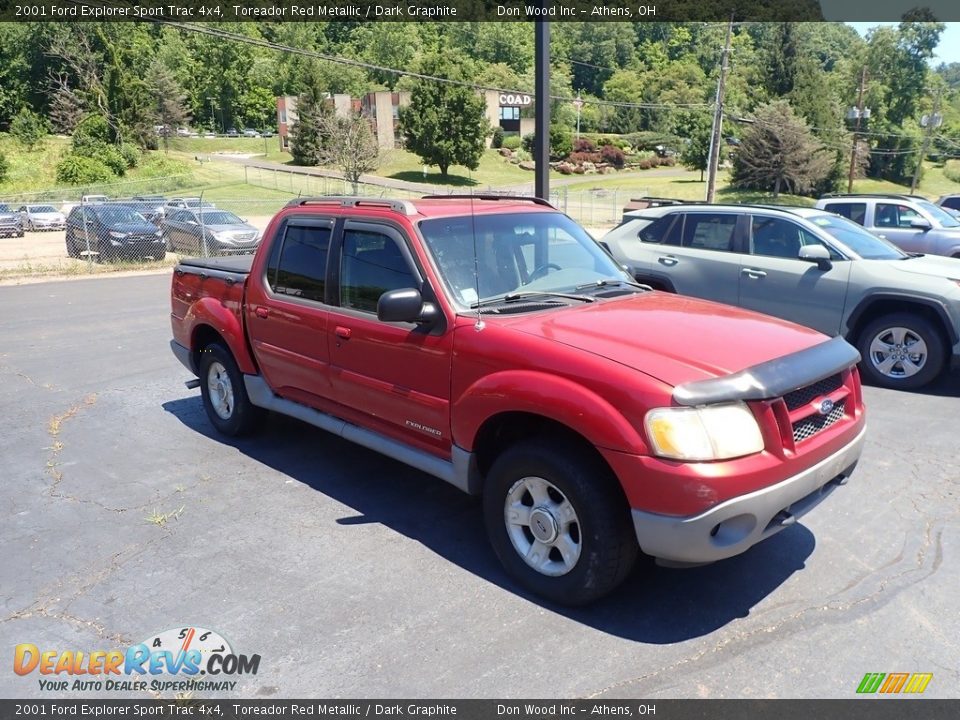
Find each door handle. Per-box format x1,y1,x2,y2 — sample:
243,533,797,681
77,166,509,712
335,326,352,340
658,255,679,266
741,268,767,278
255,307,269,319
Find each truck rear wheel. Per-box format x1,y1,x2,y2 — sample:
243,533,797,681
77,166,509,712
483,439,638,605
199,342,265,436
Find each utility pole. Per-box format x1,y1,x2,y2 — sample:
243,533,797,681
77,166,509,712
705,17,733,203
847,67,868,193
534,17,550,201
911,88,942,194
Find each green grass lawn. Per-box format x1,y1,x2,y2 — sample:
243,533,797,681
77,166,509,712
375,148,534,187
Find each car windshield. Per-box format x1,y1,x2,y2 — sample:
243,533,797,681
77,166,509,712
0,204,9,212
97,207,148,225
915,199,960,228
419,211,631,307
30,206,58,213
196,211,242,225
810,214,906,259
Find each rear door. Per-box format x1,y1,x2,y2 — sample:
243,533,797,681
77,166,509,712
326,220,453,456
644,211,744,305
738,215,851,335
245,217,335,405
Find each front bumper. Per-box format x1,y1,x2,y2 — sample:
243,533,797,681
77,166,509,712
631,426,866,564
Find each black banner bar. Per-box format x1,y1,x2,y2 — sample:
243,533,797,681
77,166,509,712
3,0,960,22
1,700,958,719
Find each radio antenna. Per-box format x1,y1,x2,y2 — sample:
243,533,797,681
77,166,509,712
470,192,484,331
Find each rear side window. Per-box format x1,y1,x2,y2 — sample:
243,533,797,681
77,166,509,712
823,202,866,226
681,213,738,252
268,224,332,303
638,214,681,245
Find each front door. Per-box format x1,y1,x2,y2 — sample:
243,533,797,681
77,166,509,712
327,221,453,456
872,202,929,254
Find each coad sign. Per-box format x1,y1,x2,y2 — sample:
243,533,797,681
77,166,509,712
499,93,533,107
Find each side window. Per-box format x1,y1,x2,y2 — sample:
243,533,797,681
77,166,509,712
269,224,332,303
681,213,737,252
750,217,824,259
638,214,681,245
824,202,866,226
941,197,960,211
340,229,416,313
876,203,919,228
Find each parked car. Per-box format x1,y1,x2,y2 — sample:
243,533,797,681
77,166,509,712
18,204,67,231
129,195,168,225
65,203,165,262
260,129,274,138
0,203,24,238
176,127,191,137
164,197,215,212
225,128,239,137
815,193,960,258
242,128,260,138
936,193,960,218
81,194,109,204
603,203,960,390
170,195,866,604
162,208,261,256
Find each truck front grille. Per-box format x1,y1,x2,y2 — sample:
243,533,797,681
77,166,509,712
783,373,843,411
793,400,846,443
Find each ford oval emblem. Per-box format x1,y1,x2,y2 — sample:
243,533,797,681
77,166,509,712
819,399,835,416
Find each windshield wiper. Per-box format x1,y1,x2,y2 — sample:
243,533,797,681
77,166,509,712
575,278,651,292
898,252,925,260
471,291,596,309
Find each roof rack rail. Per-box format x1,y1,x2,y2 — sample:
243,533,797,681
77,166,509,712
819,192,927,201
420,193,555,208
284,196,418,215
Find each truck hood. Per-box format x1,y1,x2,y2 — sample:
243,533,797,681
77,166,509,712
501,293,828,388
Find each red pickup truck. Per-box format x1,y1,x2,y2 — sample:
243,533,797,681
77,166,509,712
170,195,866,604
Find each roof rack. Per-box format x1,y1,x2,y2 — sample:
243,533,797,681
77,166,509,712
284,196,418,215
420,194,555,208
819,193,927,201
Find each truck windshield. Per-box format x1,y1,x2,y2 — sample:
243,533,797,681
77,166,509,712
419,212,631,307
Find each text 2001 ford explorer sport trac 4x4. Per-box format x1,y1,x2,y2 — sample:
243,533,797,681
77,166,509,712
170,196,866,604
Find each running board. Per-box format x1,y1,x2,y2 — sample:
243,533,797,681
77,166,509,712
243,375,478,495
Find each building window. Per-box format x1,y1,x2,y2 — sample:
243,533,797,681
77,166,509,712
499,107,520,121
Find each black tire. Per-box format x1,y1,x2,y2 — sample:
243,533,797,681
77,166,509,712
857,313,945,390
66,236,78,258
483,439,638,605
198,342,265,436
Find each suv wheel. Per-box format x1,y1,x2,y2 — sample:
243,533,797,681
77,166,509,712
199,342,265,436
483,439,638,605
857,313,945,390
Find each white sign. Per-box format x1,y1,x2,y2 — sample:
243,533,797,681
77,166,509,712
499,93,533,107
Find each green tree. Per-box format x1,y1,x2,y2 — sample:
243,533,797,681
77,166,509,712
674,111,712,181
289,65,331,167
145,59,190,152
0,151,8,183
10,107,48,152
319,112,379,195
398,55,490,178
730,101,833,197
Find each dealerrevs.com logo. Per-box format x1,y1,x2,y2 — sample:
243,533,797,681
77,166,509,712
14,626,260,693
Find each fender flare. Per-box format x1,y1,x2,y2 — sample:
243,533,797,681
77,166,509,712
185,296,257,375
451,369,648,455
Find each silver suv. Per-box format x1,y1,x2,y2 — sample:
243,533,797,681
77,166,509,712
815,194,960,258
601,203,960,390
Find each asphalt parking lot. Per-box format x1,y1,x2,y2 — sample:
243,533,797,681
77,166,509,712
1,273,958,699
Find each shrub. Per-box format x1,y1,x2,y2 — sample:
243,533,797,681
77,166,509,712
521,133,536,154
568,151,601,165
0,151,8,183
549,126,572,160
502,135,521,151
56,154,114,185
137,152,191,178
119,143,141,169
572,137,596,153
72,114,112,155
600,144,626,169
98,146,128,177
491,126,504,149
944,160,960,184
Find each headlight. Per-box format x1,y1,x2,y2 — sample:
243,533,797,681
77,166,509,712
108,231,127,239
644,402,765,461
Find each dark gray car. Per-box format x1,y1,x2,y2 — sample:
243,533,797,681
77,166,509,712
0,203,24,238
602,203,960,390
161,208,261,256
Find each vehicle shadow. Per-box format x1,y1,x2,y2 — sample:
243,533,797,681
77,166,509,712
163,397,816,643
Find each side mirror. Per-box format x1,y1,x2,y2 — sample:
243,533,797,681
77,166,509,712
799,244,833,271
377,288,437,325
910,217,932,230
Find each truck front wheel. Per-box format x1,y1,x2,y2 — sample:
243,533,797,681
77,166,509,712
199,342,265,436
483,439,638,605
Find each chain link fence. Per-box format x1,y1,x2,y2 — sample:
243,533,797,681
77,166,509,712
1,170,638,280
